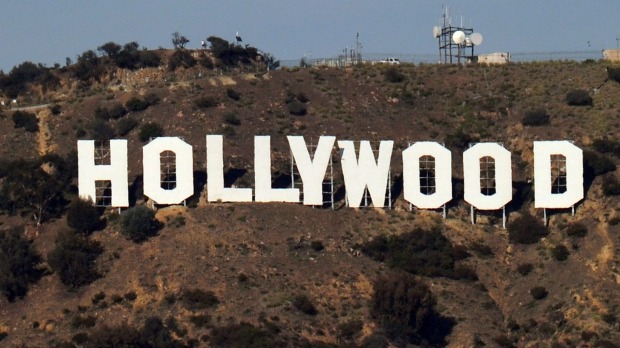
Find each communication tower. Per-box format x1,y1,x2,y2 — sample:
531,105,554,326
434,7,483,64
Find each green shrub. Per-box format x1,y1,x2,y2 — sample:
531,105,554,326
124,291,137,301
89,118,116,141
287,99,307,116
530,286,548,300
95,104,127,120
47,230,102,288
12,111,38,132
226,88,241,101
117,117,138,136
602,175,620,196
607,65,620,83
195,96,219,108
361,226,473,280
551,244,569,261
517,263,533,276
138,122,164,142
125,97,150,112
189,314,212,328
209,322,283,348
507,213,547,244
371,272,451,345
521,108,550,126
0,226,43,301
583,150,616,177
71,314,97,329
66,198,101,234
566,89,593,106
565,222,588,238
49,104,62,115
120,206,161,243
181,288,219,309
383,66,406,83
292,294,317,315
224,112,241,126
444,128,479,150
337,319,363,342
167,49,196,71
310,240,324,251
591,137,620,157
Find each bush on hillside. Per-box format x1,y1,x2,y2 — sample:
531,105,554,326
360,226,474,280
551,244,569,261
591,137,620,157
583,150,616,177
125,97,150,112
226,88,241,101
602,175,620,196
287,99,307,116
47,230,102,288
94,104,127,120
607,65,620,83
12,111,38,132
566,89,593,106
0,227,43,302
66,198,102,234
181,288,220,310
138,122,164,142
167,49,196,71
292,294,318,315
120,206,161,243
117,117,139,136
209,322,283,348
530,286,548,300
507,212,547,244
371,272,452,345
383,66,406,83
521,108,550,126
89,118,116,141
565,222,588,238
195,96,218,108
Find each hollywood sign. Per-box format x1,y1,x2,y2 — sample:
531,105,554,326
77,136,583,210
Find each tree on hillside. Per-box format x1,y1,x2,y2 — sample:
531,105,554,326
73,50,104,82
47,230,102,288
66,198,102,234
371,272,453,345
0,226,43,302
172,32,189,49
263,53,280,71
97,41,122,59
0,159,67,225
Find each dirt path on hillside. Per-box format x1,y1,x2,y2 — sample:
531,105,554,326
596,220,616,280
36,109,55,155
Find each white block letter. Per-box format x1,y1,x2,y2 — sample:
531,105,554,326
463,143,512,210
338,140,393,208
402,142,452,209
143,137,194,205
288,135,335,205
255,136,300,202
78,139,129,207
534,141,583,208
206,135,253,202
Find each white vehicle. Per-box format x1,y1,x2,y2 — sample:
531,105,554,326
378,57,400,64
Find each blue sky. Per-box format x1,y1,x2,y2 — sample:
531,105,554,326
0,0,618,71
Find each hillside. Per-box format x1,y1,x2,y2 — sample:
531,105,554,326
1,49,620,347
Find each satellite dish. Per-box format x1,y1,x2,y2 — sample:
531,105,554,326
470,32,483,45
433,26,441,38
452,30,465,44
465,37,472,46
